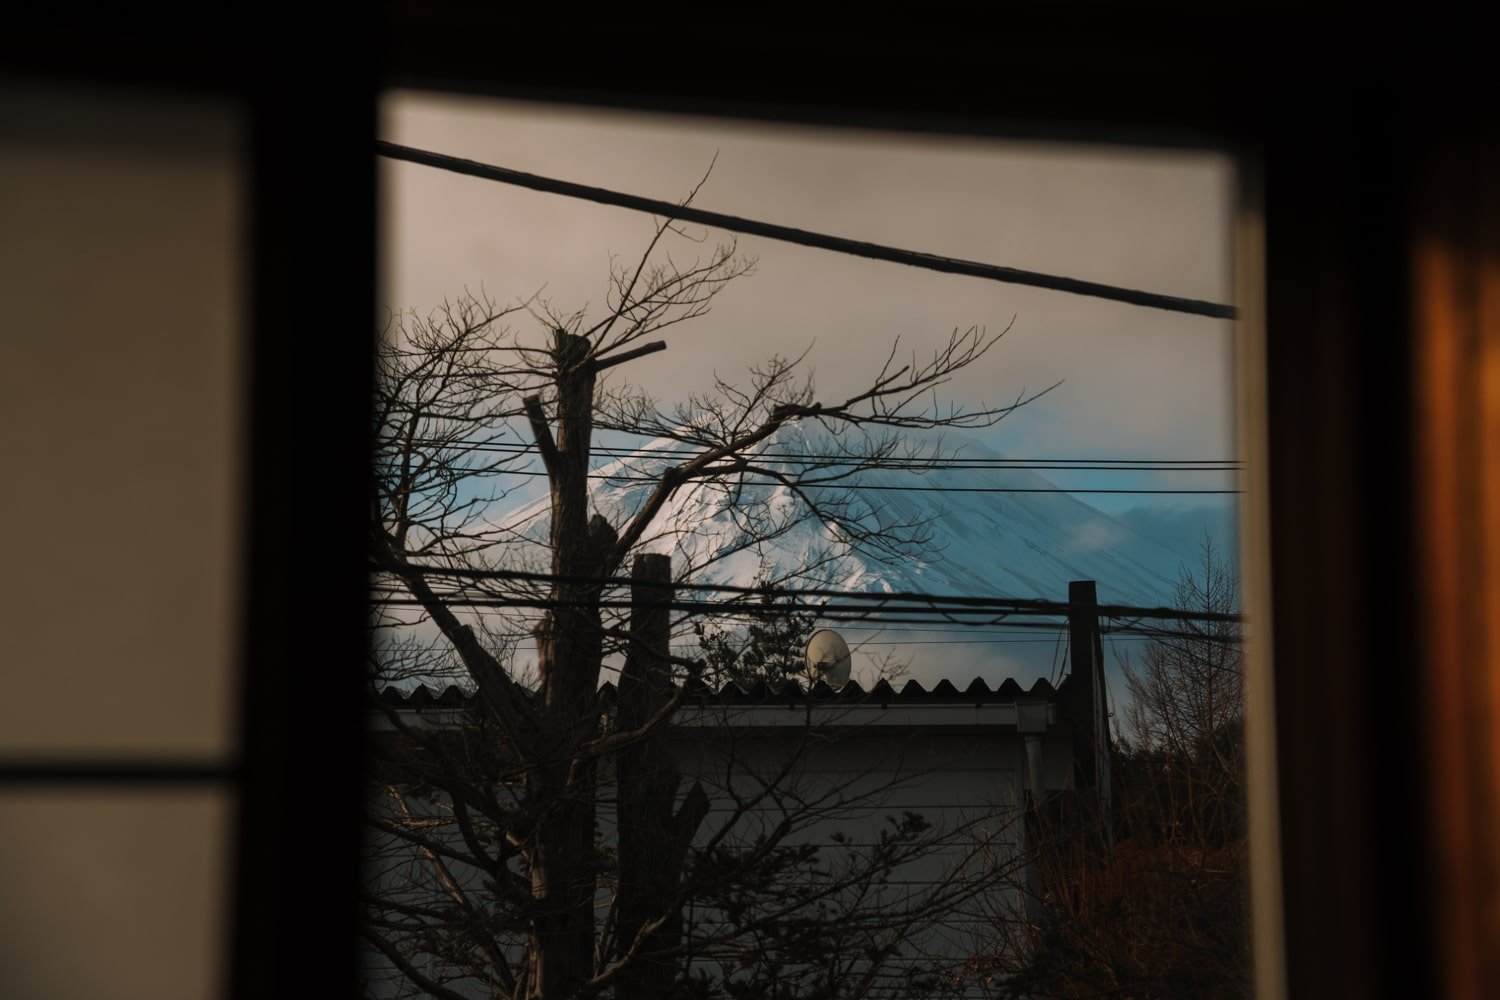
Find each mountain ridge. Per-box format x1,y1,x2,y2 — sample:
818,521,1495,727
497,422,1189,610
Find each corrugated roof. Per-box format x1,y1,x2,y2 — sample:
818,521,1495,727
377,675,1063,709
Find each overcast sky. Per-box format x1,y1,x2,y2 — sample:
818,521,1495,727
380,91,1237,517
376,91,1241,686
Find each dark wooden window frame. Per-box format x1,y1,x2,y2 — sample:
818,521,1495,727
6,7,1489,998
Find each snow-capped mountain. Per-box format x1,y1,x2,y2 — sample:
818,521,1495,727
472,421,1216,688
498,422,1188,610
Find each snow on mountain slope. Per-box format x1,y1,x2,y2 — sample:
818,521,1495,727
489,422,1205,688
497,421,1188,610
452,421,1218,691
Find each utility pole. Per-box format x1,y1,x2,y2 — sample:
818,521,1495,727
615,553,708,999
1065,579,1112,857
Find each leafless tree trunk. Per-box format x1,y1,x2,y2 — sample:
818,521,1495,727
366,193,1055,998
523,330,610,999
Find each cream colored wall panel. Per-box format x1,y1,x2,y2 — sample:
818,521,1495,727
0,788,232,1000
0,83,244,757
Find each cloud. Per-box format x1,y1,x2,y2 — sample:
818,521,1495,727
1112,502,1238,565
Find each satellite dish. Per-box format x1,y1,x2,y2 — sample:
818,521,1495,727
804,629,852,689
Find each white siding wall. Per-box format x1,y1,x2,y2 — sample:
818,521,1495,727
662,725,1057,995
363,712,1069,997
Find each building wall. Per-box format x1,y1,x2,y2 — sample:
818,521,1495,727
363,711,1072,997
664,725,1059,995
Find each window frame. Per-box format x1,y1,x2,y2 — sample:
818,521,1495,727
370,14,1471,996
9,8,1487,998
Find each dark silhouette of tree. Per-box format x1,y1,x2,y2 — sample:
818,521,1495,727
967,538,1249,999
691,584,818,690
1119,536,1245,851
365,191,1053,1000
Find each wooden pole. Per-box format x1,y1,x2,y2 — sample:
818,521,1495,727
615,553,694,999
1066,580,1111,856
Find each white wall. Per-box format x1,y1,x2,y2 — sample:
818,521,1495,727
363,713,1069,997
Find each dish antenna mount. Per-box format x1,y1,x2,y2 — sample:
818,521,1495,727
804,628,852,689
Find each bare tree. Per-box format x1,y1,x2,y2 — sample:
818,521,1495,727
966,538,1248,999
365,198,1053,999
690,582,817,690
1119,536,1245,850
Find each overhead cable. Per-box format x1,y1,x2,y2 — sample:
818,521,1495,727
370,562,1244,624
377,140,1238,321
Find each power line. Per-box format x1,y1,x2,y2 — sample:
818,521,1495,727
377,617,1185,642
749,636,1160,646
376,140,1238,321
414,454,1238,474
371,588,1033,619
466,467,1239,494
370,563,1244,624
374,589,1235,643
387,451,1238,474
384,438,1240,469
371,593,1230,632
727,484,1237,494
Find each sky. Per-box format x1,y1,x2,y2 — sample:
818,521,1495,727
376,90,1241,688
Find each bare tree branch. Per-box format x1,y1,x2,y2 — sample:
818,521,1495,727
368,184,1054,998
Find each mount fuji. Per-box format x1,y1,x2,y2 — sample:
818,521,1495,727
495,422,1200,686
502,423,1189,603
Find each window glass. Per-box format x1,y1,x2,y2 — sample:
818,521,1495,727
369,90,1248,998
